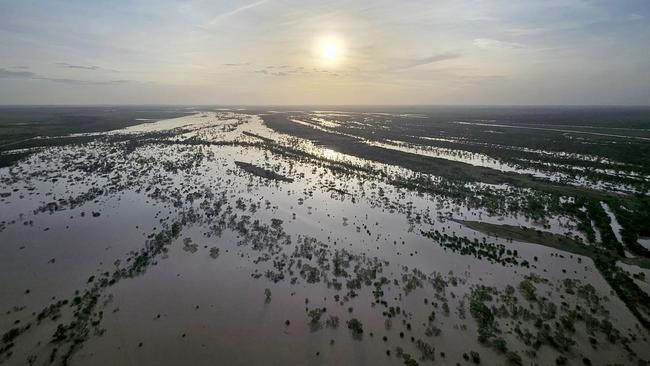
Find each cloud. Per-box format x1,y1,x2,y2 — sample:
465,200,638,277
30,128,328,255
202,0,268,28
473,38,524,50
627,14,644,21
0,68,131,85
254,69,289,76
43,77,130,85
389,53,460,70
253,65,340,77
55,62,119,72
223,62,250,66
0,68,35,78
56,62,99,70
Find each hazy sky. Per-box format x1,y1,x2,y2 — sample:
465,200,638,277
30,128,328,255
0,0,649,105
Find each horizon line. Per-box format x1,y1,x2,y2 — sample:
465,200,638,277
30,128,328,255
1,103,650,108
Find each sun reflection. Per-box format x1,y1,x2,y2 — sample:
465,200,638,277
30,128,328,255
321,148,343,161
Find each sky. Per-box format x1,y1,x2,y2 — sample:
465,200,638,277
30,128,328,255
0,0,649,105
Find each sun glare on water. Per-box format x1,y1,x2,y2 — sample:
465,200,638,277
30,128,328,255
321,148,344,161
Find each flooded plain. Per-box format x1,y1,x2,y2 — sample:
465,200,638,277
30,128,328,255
1,107,650,366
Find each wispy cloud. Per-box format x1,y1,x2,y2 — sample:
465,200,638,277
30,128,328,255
473,38,524,50
202,0,268,28
43,78,130,85
627,13,644,21
255,69,289,76
56,62,99,70
0,68,34,78
0,68,131,85
253,65,339,77
223,62,250,67
55,62,119,72
389,53,460,71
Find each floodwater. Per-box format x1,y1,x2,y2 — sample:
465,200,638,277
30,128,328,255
1,111,649,366
284,111,647,194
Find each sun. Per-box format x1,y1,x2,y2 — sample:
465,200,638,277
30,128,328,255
315,36,343,66
322,42,338,60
